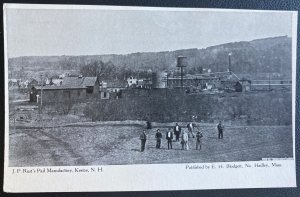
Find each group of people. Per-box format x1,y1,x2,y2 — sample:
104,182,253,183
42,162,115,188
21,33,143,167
140,121,225,152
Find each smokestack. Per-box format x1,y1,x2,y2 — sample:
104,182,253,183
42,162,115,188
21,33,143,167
228,53,232,75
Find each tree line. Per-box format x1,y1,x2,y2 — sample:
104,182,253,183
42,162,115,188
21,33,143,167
79,60,153,81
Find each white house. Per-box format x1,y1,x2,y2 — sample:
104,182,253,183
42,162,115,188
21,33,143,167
127,76,138,87
59,73,67,79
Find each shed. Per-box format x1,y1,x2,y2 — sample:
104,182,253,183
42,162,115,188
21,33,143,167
235,80,251,92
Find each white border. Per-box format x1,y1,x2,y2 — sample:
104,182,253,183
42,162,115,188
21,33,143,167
3,3,298,12
3,4,298,192
292,12,297,162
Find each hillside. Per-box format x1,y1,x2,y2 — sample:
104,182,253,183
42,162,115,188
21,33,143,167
8,36,292,80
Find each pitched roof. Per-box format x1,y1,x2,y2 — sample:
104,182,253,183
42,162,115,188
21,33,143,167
105,80,127,88
62,77,85,87
32,76,98,90
25,78,38,83
9,79,21,82
62,77,98,87
33,86,86,90
82,77,98,87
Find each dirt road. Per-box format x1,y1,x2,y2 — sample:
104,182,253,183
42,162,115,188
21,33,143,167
9,124,293,166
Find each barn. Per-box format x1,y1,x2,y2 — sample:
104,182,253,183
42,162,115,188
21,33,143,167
30,76,100,104
30,86,87,104
62,76,99,95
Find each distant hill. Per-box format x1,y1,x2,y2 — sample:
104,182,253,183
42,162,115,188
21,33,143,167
8,36,292,80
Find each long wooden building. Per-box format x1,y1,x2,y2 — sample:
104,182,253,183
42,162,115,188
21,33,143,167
30,76,99,104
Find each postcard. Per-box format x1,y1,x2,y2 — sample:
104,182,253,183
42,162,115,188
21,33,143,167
3,4,297,192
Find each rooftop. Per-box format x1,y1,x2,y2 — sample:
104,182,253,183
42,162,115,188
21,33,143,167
33,86,86,90
63,76,98,87
105,80,128,88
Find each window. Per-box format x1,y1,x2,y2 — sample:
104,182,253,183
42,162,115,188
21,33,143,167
103,92,107,98
86,87,93,94
78,90,81,96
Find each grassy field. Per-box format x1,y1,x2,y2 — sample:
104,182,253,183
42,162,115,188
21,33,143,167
9,123,293,166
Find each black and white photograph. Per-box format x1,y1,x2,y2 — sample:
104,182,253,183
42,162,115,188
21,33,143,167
3,4,297,192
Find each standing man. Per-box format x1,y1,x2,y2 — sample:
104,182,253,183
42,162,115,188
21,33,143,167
196,130,203,150
187,122,195,138
181,130,189,150
174,123,181,142
155,129,162,149
166,128,173,150
217,121,224,139
140,130,147,152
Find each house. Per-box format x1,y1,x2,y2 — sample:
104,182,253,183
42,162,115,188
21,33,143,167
100,89,110,99
235,79,251,92
62,76,99,95
98,81,110,99
52,79,63,86
127,76,138,87
106,80,126,92
8,79,21,87
136,79,152,89
43,78,63,86
107,80,127,99
100,81,108,89
99,80,127,99
126,76,152,89
23,78,38,89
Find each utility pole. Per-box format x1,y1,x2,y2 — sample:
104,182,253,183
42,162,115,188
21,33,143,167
165,72,169,97
166,73,169,88
40,74,44,129
268,73,271,91
180,66,183,88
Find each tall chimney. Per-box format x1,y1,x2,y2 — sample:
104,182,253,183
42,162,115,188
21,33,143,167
228,53,232,75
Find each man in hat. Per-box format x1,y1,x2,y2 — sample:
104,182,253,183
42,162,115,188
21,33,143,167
166,128,173,150
187,122,195,138
181,130,189,150
140,130,147,152
173,123,181,142
155,129,163,149
217,121,224,139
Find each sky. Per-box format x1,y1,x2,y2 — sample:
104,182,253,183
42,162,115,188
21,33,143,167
5,6,294,58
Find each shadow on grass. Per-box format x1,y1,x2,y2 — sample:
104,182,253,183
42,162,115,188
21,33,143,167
131,148,141,152
147,147,169,150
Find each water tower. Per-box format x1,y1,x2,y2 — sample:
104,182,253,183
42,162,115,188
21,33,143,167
177,56,187,88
